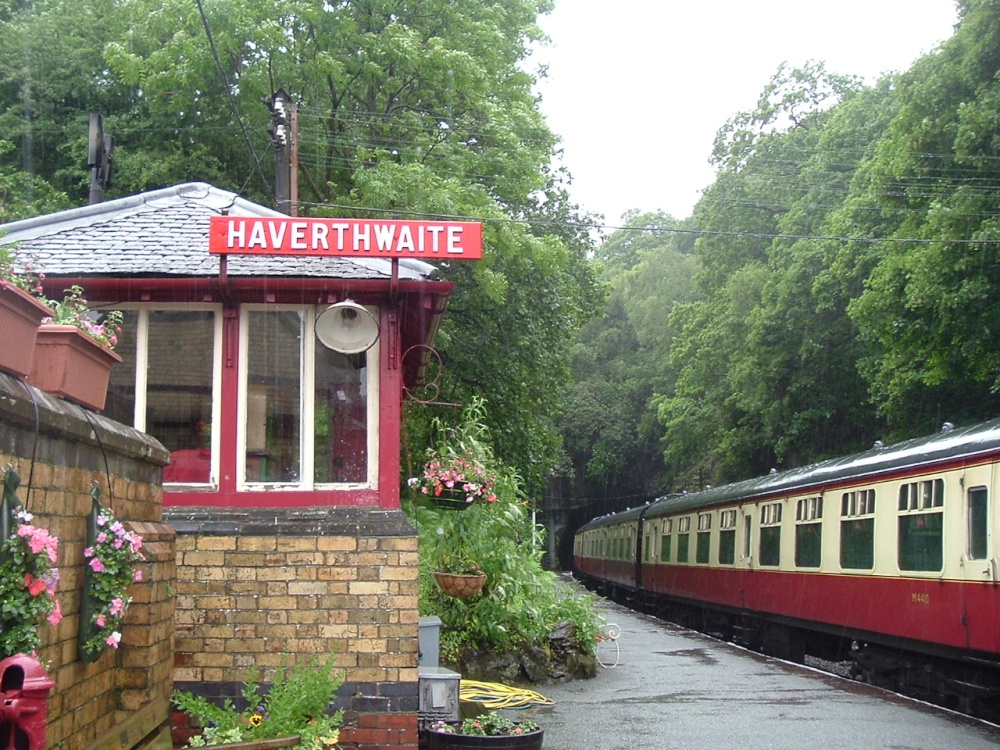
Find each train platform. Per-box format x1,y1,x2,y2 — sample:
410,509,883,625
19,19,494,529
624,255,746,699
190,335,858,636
517,591,1000,750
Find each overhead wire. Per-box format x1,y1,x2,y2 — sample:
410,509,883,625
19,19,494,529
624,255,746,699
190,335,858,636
193,0,271,194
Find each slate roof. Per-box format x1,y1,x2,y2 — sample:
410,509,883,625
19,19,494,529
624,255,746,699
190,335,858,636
0,182,440,281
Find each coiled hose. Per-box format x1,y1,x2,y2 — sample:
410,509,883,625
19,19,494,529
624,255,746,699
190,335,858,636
459,680,555,709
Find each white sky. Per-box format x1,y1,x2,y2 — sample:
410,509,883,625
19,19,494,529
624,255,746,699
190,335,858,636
532,0,959,224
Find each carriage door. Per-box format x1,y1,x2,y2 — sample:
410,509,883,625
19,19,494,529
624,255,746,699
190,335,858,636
963,463,997,653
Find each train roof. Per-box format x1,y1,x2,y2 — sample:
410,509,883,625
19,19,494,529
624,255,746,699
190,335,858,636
642,418,1000,520
577,503,649,533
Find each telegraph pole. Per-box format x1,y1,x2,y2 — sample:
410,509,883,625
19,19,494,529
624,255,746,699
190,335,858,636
266,89,292,215
87,113,114,205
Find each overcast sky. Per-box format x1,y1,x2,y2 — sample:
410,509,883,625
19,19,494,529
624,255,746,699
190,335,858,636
532,0,959,225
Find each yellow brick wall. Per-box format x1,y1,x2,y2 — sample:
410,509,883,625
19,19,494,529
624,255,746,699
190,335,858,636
167,507,421,749
1,374,174,749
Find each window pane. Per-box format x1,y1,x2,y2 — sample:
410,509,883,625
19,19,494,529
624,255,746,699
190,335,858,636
840,518,874,569
660,534,671,563
677,533,690,563
969,487,988,560
104,311,139,426
759,526,780,566
246,310,302,482
719,529,735,565
314,348,368,483
696,531,710,563
795,523,821,567
148,311,216,483
898,513,943,571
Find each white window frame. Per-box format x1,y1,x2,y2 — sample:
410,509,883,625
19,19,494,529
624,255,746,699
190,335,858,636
120,304,223,490
237,303,380,491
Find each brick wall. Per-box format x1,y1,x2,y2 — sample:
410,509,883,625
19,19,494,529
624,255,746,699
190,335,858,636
0,372,175,749
166,506,420,750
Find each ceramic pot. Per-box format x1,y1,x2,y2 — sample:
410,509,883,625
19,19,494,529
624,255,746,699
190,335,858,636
28,325,121,411
0,284,51,378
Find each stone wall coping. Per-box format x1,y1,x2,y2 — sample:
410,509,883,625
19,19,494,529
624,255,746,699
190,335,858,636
0,371,171,466
164,506,416,536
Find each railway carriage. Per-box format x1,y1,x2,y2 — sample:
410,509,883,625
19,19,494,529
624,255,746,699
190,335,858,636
573,418,1000,717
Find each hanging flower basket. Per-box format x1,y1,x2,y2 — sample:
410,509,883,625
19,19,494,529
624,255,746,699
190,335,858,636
28,324,121,411
433,570,487,599
0,283,51,378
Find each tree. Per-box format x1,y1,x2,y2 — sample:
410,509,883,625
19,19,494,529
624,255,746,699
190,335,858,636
0,0,600,493
841,0,1000,433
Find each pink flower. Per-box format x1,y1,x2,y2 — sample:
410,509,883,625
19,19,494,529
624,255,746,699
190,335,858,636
96,614,106,627
47,600,62,626
105,632,121,648
18,524,58,562
97,532,107,543
89,557,105,573
134,569,143,582
109,597,124,616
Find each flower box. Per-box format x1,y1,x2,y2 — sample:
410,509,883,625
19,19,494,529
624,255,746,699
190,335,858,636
0,283,51,378
28,324,121,411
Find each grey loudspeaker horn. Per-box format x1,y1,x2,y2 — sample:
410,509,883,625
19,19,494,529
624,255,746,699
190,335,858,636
315,301,379,354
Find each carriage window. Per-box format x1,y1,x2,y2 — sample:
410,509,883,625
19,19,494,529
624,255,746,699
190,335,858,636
719,509,737,565
642,532,651,563
795,496,823,568
743,514,752,559
969,486,989,561
696,513,712,564
841,488,875,569
660,518,673,563
677,516,691,563
759,502,782,567
898,480,944,571
898,479,944,511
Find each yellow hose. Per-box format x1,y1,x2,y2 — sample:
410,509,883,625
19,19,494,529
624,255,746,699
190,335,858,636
459,680,555,709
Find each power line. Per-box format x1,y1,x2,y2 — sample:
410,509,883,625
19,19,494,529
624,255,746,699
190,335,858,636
194,0,270,195
294,200,1000,245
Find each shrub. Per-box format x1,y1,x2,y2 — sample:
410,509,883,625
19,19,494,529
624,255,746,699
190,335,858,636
406,399,603,662
173,656,344,749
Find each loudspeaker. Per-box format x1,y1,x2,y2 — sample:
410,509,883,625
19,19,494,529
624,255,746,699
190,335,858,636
315,301,379,354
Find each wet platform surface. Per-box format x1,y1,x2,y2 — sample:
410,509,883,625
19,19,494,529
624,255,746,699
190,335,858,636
523,594,1000,750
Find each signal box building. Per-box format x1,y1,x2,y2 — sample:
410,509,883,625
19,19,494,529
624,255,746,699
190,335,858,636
0,182,468,749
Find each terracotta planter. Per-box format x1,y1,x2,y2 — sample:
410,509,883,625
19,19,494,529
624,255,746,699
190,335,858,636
433,571,487,599
0,284,51,378
28,325,121,411
426,727,543,750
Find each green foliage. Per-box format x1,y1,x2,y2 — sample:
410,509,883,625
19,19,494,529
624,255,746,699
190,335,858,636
173,656,344,749
561,211,697,498
1,0,601,497
406,400,603,658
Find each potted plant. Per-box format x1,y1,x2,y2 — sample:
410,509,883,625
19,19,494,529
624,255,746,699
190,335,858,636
0,468,62,659
0,247,52,378
79,492,145,663
28,285,124,411
426,711,542,750
173,656,344,749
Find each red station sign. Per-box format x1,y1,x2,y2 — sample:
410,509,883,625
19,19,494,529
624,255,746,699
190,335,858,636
210,216,482,260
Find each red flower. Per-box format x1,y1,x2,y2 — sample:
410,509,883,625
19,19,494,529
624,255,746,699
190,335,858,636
24,573,48,596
